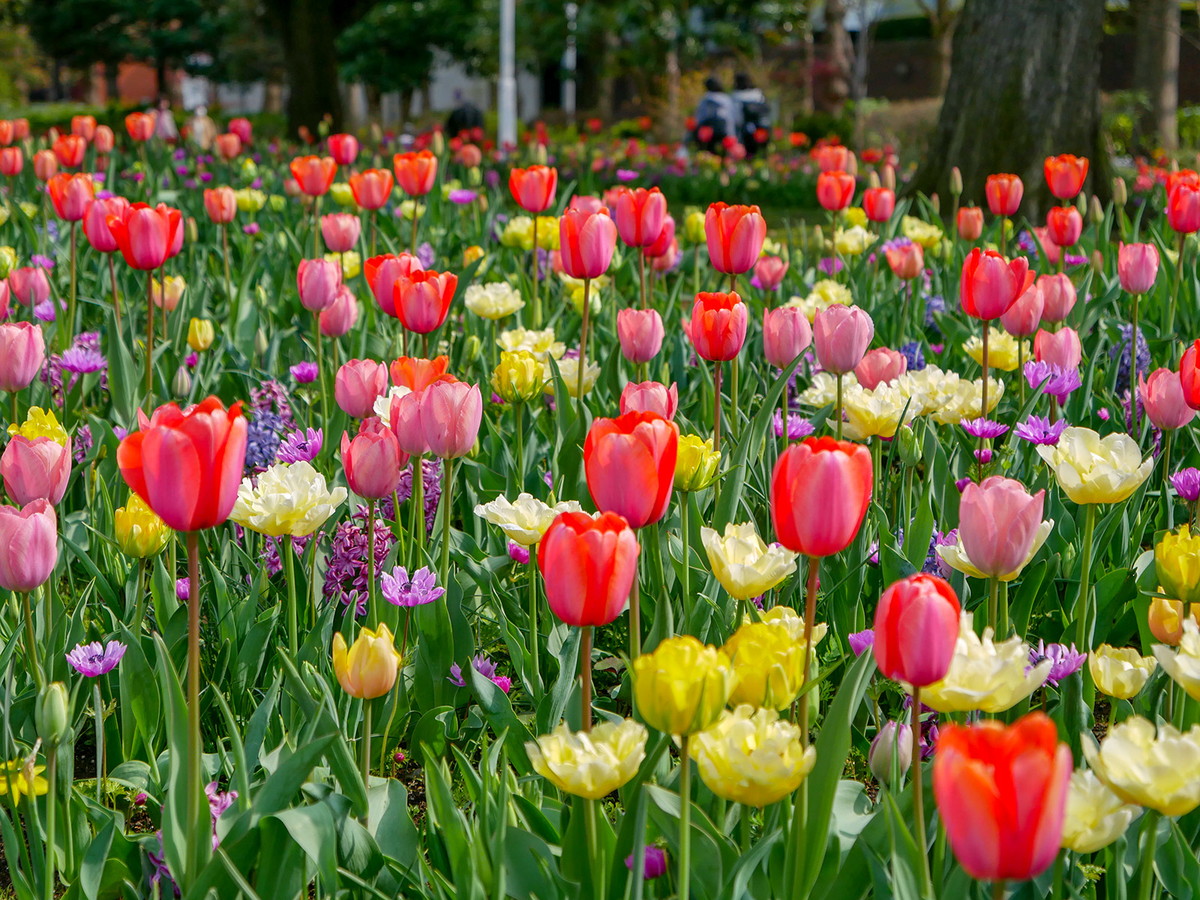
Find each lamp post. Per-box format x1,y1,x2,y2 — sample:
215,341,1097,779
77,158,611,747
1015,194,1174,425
563,2,578,127
498,0,518,153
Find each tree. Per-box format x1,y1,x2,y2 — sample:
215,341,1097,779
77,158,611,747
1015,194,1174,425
914,0,961,97
121,0,221,96
1132,0,1180,152
908,0,1108,218
24,0,130,100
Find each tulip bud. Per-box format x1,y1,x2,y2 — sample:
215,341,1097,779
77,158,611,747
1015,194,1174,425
929,193,940,214
114,493,172,558
1113,177,1128,207
534,143,547,166
1149,594,1190,646
186,216,199,244
255,329,269,357
187,318,214,352
869,721,912,785
172,365,192,397
463,334,482,365
895,424,921,467
881,164,896,192
36,682,70,747
867,170,881,189
674,434,721,491
492,350,545,402
949,166,963,197
1089,195,1104,225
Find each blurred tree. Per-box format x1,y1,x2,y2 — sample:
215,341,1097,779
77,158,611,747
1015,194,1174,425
914,0,961,96
1131,0,1180,152
120,0,221,95
908,0,1107,218
204,0,285,87
23,0,130,100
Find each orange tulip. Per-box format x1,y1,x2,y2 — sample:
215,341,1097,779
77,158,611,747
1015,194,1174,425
125,112,156,142
704,202,766,275
816,170,856,211
47,173,93,222
1043,154,1089,200
538,511,640,627
53,134,85,168
508,165,558,213
290,155,337,197
349,169,395,210
584,412,679,529
393,149,438,197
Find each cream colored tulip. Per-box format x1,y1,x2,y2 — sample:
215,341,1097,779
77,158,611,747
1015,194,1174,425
1154,619,1200,700
918,613,1050,713
701,523,798,601
1036,427,1153,505
723,622,806,710
230,461,347,537
929,375,1004,425
474,493,583,546
464,282,525,320
498,326,566,361
1061,769,1141,854
526,719,647,799
840,383,918,440
546,357,601,397
689,706,816,807
1088,645,1157,700
1085,716,1200,817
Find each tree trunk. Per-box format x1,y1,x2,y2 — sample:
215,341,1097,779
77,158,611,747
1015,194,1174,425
105,62,120,105
799,0,816,117
665,42,681,140
823,0,853,114
278,0,344,136
1133,0,1180,152
155,55,168,100
932,20,953,96
907,0,1108,220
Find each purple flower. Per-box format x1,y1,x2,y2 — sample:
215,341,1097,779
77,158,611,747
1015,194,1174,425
277,428,323,464
1029,640,1086,687
898,341,926,372
243,223,260,235
31,254,55,270
974,448,993,465
416,241,436,269
206,782,238,821
848,629,875,655
449,655,512,693
626,846,668,879
324,511,396,613
616,168,639,182
448,188,478,204
60,345,106,374
960,417,1008,440
176,578,190,601
1097,407,1111,421
818,257,845,276
773,410,815,440
1024,361,1081,403
290,361,319,383
928,529,958,579
34,300,56,322
65,640,127,676
185,352,199,368
955,477,972,492
485,169,500,189
199,172,214,183
73,424,93,463
380,565,445,607
1171,467,1200,503
1014,415,1068,446
508,541,530,564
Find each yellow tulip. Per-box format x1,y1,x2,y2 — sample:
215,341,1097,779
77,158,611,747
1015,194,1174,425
332,624,402,699
114,494,172,558
465,282,525,320
842,207,868,228
526,719,647,799
463,245,486,268
742,605,828,646
234,188,266,213
1061,769,1140,854
0,246,16,278
1156,525,1200,605
8,407,69,445
632,636,735,736
962,328,1028,372
329,182,358,208
325,250,361,279
701,523,797,601
928,375,1004,425
230,461,347,538
0,757,48,804
723,622,806,710
473,493,582,546
500,215,535,250
901,215,944,250
674,435,721,492
1036,427,1153,505
498,327,565,361
187,318,215,352
535,216,561,251
1085,716,1200,816
491,351,546,403
683,209,706,244
920,613,1050,713
398,200,425,222
833,225,874,256
785,278,853,323
840,384,918,441
1088,645,1157,700
1153,619,1200,700
689,706,816,807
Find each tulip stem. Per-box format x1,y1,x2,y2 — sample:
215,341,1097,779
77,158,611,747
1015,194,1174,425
532,220,541,328
222,225,235,328
979,324,989,481
412,456,425,562
713,361,723,455
1075,504,1098,650
798,556,819,745
730,358,740,441
529,544,540,694
360,701,372,825
284,536,299,656
630,566,642,663
313,315,328,440
66,221,77,345
410,207,419,255
1136,810,1159,900
580,625,592,731
514,403,525,489
367,498,379,627
680,496,692,627
1168,232,1184,340
94,682,105,805
911,686,932,899
577,278,591,407
678,735,692,900
145,271,154,398
1130,292,1140,441
834,373,843,441
186,531,205,883
1163,432,1175,531
440,459,454,591
992,880,1005,900
108,254,121,334
585,798,606,900
10,393,17,428
43,742,56,900
987,577,1000,636
21,591,42,688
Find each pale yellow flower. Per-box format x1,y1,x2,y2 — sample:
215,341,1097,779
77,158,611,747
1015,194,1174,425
1153,619,1200,700
526,719,647,799
842,207,868,228
324,250,361,279
1036,427,1153,504
901,215,944,250
398,200,425,222
372,385,413,422
546,357,600,397
800,371,858,408
500,215,534,249
919,613,1050,713
833,225,875,256
1085,716,1200,816
230,461,347,537
963,328,1029,372
701,523,798,601
689,706,816,807
742,605,828,647
1061,769,1141,854
785,279,853,322
936,520,1054,582
1089,645,1157,700
895,365,959,416
329,182,357,208
841,383,918,440
498,327,566,361
464,282,525,320
723,622,806,710
473,493,583,546
234,188,266,213
929,376,1004,425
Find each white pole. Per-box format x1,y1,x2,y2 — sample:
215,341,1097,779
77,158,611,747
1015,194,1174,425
563,2,578,127
498,0,518,153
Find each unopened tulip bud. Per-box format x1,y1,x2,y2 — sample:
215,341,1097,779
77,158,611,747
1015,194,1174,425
869,720,912,785
187,318,214,352
896,424,921,467
1113,177,1128,207
1149,594,1190,646
172,366,192,397
36,682,69,747
1089,195,1104,225
881,164,896,192
186,216,199,243
867,170,881,189
929,193,940,214
534,143,547,166
463,334,482,365
255,329,269,357
950,166,963,197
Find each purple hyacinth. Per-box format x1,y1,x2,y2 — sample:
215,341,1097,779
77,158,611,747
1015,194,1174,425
1109,323,1150,396
416,241,436,269
1029,640,1086,687
898,341,926,372
65,640,127,677
626,846,668,879
251,379,295,425
960,417,1009,439
927,529,958,578
290,361,319,383
323,510,396,614
924,295,945,331
73,424,93,463
244,411,284,471
848,629,875,655
1171,467,1200,503
1014,415,1068,446
396,458,443,533
380,566,445,607
277,428,323,464
774,410,816,440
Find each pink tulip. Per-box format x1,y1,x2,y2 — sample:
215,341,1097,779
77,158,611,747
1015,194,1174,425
320,285,359,337
616,308,664,363
9,267,50,307
1118,243,1160,295
82,196,130,253
0,322,45,391
959,248,1031,321
1033,328,1082,370
366,252,423,317
855,347,908,390
754,256,789,290
1037,273,1077,323
340,418,406,499
321,213,362,253
651,239,681,272
0,499,57,592
611,187,667,248
568,195,603,214
958,476,1045,579
1000,282,1044,337
619,381,679,419
1140,368,1197,431
334,359,388,419
389,390,428,456
419,381,482,459
1032,227,1061,266
559,207,617,279
0,279,9,320
296,258,342,312
643,215,676,259
762,307,813,369
813,305,875,375
885,241,924,280
1,436,72,506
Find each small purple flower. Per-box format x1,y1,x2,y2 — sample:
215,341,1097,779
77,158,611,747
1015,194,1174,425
448,188,478,204
1029,640,1086,687
175,165,190,177
31,254,55,270
199,172,214,183
1024,361,1082,403
186,352,199,368
928,529,958,579
381,565,446,607
243,223,260,235
206,782,238,820
508,541,530,564
290,361,319,383
60,345,106,374
95,188,113,199
277,428,323,464
112,425,128,441
73,424,93,463
65,640,127,676
960,417,1008,440
176,578,190,601
449,655,512,692
848,629,875,656
773,410,816,440
974,448,993,465
818,257,845,276
626,846,668,879
955,477,972,492
543,470,553,489
485,169,501,189
1014,415,1068,446
416,241,436,269
1097,407,1111,421
616,168,639,182
34,300,56,322
1171,467,1200,503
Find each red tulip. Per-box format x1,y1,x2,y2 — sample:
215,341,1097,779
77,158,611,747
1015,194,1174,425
349,169,395,210
816,170,856,211
0,120,14,146
984,174,1023,217
0,322,45,392
619,381,678,420
508,165,558,213
559,206,617,279
289,156,337,196
933,713,1071,882
872,573,960,686
391,270,458,334
203,187,237,225
704,202,767,275
1,435,72,506
959,248,1031,321
340,417,406,499
47,172,94,222
612,186,668,248
538,511,640,627
688,291,748,362
228,118,252,144
335,359,388,419
762,307,813,369
585,412,679,529
328,133,359,166
1168,182,1200,234
117,397,248,532
53,134,85,168
33,150,57,182
125,112,156,142
1180,339,1200,410
957,206,984,241
215,133,242,161
82,197,130,253
644,215,676,259
106,203,183,271
0,499,58,593
1045,206,1082,248
393,150,438,196
365,253,421,316
617,308,664,363
771,437,872,557
1044,154,1089,200
812,144,854,173
0,147,22,176
862,187,895,223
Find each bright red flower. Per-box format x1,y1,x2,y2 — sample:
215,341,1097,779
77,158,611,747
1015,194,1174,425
584,412,679,529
